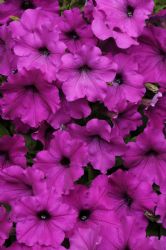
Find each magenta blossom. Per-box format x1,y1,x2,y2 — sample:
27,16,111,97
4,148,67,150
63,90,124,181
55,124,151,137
130,26,166,85
92,8,138,49
92,0,154,48
69,119,126,173
107,169,157,218
104,53,145,111
10,9,66,81
59,8,96,52
0,206,12,246
13,190,77,247
124,126,166,183
97,216,155,250
34,130,88,194
64,179,119,240
57,45,117,101
0,135,26,169
0,165,46,203
96,0,154,37
1,69,60,128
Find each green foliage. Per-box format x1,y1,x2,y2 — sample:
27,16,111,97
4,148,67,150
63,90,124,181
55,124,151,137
155,0,166,12
59,0,86,11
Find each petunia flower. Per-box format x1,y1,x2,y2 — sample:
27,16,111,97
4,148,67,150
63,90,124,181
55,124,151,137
97,216,155,250
123,126,166,183
104,53,145,111
64,179,119,241
57,45,117,102
107,169,157,218
34,130,88,194
1,69,60,128
13,190,77,247
10,8,66,81
92,0,154,48
130,26,166,85
59,8,96,52
69,119,126,173
0,165,46,204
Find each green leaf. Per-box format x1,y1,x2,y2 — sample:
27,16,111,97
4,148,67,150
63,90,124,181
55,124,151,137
0,123,10,137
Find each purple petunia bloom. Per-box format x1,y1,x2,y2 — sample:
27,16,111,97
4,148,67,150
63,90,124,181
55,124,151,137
124,126,166,183
59,8,96,53
13,190,77,247
97,216,155,250
107,169,157,218
64,179,119,241
1,69,60,128
104,53,145,111
130,26,166,85
0,165,46,204
10,8,66,81
92,0,154,48
34,130,88,194
57,45,117,101
69,119,126,173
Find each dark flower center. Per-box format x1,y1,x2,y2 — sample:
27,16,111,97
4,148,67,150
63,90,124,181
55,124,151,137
145,149,158,156
21,0,35,10
0,151,9,160
79,209,91,221
79,64,91,72
124,246,130,250
114,73,123,85
37,210,51,220
123,193,133,207
45,124,54,139
90,134,101,141
159,49,166,61
12,69,18,75
24,84,38,92
0,38,5,46
127,5,134,17
60,157,70,167
38,47,50,57
66,30,80,40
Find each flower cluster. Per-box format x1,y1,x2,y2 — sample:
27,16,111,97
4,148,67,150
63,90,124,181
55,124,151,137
0,0,166,249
